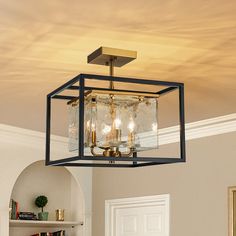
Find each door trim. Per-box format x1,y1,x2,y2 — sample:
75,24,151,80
105,194,170,236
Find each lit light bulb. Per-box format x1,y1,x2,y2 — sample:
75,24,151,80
128,120,135,147
128,121,135,132
86,120,90,129
91,122,96,131
152,123,158,132
114,118,121,129
102,125,111,135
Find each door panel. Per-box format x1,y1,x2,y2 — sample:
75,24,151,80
116,205,167,236
106,195,169,236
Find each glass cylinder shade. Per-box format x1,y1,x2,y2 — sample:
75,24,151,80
68,92,159,154
68,103,79,152
68,99,91,152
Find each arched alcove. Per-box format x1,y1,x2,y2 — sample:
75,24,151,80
9,160,85,236
0,125,92,236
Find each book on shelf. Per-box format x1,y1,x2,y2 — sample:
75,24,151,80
18,212,37,220
31,230,65,236
10,199,19,220
52,231,65,236
9,200,38,221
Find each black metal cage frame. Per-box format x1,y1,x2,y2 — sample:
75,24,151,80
46,74,186,168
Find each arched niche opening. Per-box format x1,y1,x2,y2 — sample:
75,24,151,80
9,160,85,236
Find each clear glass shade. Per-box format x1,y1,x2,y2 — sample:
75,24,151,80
68,92,158,154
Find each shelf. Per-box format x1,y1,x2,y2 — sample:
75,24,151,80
9,220,83,228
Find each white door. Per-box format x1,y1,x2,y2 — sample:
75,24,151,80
105,195,169,236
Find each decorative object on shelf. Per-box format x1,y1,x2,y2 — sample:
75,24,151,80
35,195,49,221
55,209,64,221
45,46,186,168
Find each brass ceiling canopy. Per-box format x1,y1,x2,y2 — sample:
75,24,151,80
87,46,137,67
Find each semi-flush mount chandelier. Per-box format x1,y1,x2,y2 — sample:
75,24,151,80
46,47,186,167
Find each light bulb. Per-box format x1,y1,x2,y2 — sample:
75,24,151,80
102,125,111,135
128,121,135,132
86,120,90,129
114,118,121,129
152,123,158,132
91,122,96,131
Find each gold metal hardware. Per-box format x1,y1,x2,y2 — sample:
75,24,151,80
70,48,142,160
67,90,159,106
87,90,160,98
103,148,121,157
87,47,137,67
128,132,135,147
90,146,103,157
91,131,96,145
115,129,121,142
90,145,134,158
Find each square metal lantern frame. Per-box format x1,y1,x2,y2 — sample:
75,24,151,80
46,74,186,168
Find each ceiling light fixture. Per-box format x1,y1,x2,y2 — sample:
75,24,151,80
45,47,186,167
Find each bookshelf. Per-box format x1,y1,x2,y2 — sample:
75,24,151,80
10,220,83,228
9,161,85,236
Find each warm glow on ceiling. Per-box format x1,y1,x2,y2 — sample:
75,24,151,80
0,0,236,133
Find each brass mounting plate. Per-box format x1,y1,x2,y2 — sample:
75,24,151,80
87,47,137,67
67,89,159,105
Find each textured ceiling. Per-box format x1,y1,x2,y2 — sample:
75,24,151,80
0,0,236,134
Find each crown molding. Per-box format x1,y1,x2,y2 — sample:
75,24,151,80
0,113,236,149
159,113,236,145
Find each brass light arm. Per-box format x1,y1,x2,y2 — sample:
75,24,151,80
90,146,134,158
120,148,135,157
90,146,104,157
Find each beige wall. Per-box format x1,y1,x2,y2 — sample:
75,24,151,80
92,132,236,236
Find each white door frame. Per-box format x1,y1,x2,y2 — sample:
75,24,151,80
105,194,170,236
